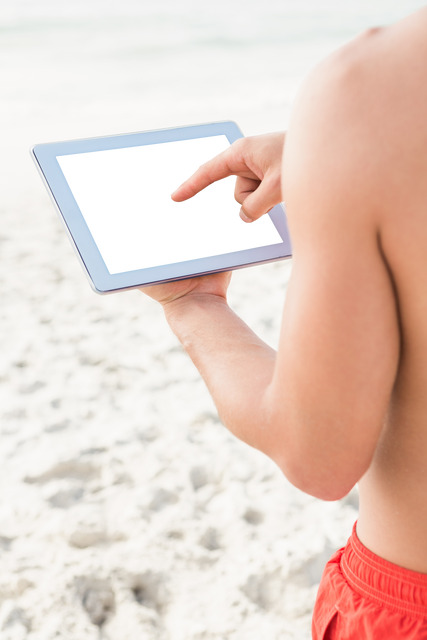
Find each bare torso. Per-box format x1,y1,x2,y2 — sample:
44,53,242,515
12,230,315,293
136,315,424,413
355,8,427,572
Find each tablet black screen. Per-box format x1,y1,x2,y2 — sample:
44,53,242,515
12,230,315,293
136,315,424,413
61,138,277,271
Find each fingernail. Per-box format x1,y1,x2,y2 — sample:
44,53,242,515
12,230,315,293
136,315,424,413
237,209,252,227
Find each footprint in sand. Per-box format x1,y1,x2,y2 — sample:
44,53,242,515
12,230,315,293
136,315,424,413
75,576,115,627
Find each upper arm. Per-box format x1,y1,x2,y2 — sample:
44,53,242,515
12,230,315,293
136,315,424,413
267,38,400,500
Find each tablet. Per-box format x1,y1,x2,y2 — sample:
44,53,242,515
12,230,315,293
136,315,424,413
31,121,292,294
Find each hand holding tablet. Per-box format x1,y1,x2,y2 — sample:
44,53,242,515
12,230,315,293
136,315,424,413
31,121,291,294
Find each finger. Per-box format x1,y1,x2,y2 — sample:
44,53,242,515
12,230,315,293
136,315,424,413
168,140,251,204
236,207,273,227
239,173,282,223
231,176,261,227
231,176,261,207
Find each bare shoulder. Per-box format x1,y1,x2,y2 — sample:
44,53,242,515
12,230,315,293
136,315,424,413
284,7,427,199
283,5,427,260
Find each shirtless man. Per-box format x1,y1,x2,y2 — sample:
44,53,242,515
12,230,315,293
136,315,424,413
143,7,427,638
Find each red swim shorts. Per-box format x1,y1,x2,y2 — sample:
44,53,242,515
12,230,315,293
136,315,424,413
312,522,427,639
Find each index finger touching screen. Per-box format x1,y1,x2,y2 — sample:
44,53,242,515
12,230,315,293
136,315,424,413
171,146,234,202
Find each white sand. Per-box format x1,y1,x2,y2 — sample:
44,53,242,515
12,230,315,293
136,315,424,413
0,188,359,639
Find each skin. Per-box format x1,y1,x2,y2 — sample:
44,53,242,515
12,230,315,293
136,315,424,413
143,7,427,573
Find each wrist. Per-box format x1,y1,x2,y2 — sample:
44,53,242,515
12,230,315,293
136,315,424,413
162,291,229,323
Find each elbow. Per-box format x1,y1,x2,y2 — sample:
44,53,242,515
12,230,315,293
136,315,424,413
277,451,367,502
300,480,357,503
288,473,356,502
284,467,359,502
263,410,376,502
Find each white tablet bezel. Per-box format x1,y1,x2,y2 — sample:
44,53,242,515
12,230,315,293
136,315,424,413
31,121,292,294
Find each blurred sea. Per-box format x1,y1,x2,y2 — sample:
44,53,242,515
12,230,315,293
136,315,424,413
0,0,425,207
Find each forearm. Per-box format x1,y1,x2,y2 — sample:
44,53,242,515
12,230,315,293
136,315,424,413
163,293,278,455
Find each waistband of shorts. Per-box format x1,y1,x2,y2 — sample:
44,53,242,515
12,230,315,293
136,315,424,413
341,522,427,619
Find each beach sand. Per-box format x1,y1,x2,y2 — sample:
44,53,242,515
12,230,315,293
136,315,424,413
0,189,359,639
1,0,422,637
